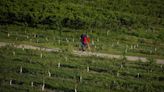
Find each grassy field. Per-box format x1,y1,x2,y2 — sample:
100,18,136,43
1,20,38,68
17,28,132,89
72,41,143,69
0,24,164,59
0,0,164,92
0,0,164,58
0,46,164,92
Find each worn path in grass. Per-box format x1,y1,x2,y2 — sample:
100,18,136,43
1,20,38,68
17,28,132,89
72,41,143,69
0,42,164,64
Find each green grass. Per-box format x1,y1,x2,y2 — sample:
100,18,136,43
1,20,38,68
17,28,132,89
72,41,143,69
0,0,164,92
0,46,164,92
0,0,164,58
0,24,164,59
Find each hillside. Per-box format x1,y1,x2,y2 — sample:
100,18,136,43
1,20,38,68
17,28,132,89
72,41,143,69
0,0,164,58
0,0,164,92
0,0,164,29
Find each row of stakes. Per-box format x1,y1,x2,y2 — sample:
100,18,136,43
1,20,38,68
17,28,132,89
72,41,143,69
8,64,84,91
8,32,158,54
9,50,164,91
7,32,100,44
10,63,155,91
7,31,158,52
9,79,44,91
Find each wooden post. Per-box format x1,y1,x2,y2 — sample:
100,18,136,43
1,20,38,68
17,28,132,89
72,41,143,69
65,57,68,61
97,38,99,42
46,37,48,41
66,38,69,43
111,43,114,47
125,48,128,53
13,51,15,56
107,30,109,36
160,65,163,69
74,85,77,92
74,88,77,92
133,45,136,49
117,72,119,77
58,62,60,68
40,53,43,58
154,48,157,52
80,75,82,82
26,35,29,39
137,73,140,78
37,39,39,43
87,66,89,72
20,66,22,74
150,50,152,54
116,41,119,45
31,81,34,87
42,81,45,91
10,80,12,85
120,64,123,68
48,70,51,77
8,33,10,37
72,38,74,42
130,45,133,49
94,45,97,49
22,46,25,51
58,40,61,45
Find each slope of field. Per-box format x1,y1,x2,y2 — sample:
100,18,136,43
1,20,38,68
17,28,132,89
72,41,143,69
0,0,164,91
0,46,164,92
0,0,164,58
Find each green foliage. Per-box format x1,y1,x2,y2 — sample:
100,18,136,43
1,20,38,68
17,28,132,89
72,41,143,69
0,0,164,30
0,47,164,92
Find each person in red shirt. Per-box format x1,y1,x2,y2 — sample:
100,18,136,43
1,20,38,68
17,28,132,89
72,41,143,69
80,34,90,51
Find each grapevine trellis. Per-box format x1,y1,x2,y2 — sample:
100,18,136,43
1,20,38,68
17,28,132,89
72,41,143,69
0,45,163,92
3,30,162,57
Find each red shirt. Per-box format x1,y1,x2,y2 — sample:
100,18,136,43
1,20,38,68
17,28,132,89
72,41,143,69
83,37,87,44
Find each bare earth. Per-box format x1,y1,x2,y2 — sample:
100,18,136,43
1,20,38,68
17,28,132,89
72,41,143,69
0,42,164,64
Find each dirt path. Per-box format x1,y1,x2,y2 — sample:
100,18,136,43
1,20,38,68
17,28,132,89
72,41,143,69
0,42,164,64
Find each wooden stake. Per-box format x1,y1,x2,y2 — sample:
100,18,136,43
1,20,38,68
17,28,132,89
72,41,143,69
137,73,140,78
10,80,12,85
20,66,22,74
58,40,61,45
7,33,10,37
40,53,43,58
58,62,60,68
72,38,74,42
13,51,15,56
65,57,68,61
26,35,29,39
66,38,69,43
46,37,48,41
80,75,82,82
48,70,51,77
42,81,45,91
117,41,119,45
37,39,39,43
125,48,128,53
160,65,163,69
97,38,99,42
74,88,77,92
31,81,34,87
117,72,119,77
120,64,123,68
155,48,157,52
22,47,25,51
87,66,89,72
107,30,109,36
